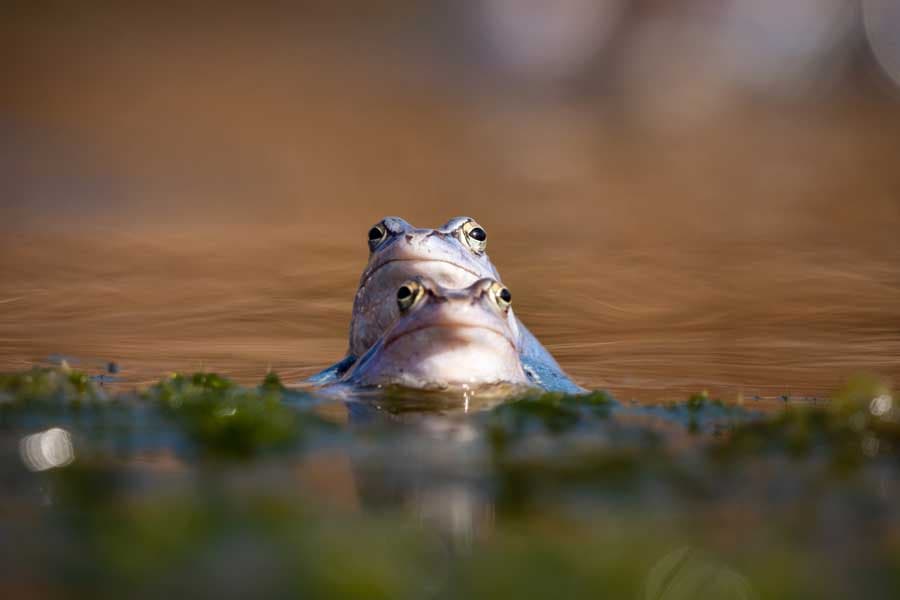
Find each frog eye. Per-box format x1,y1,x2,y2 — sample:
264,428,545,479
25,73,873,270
490,282,512,311
397,280,424,312
461,220,487,253
367,222,387,250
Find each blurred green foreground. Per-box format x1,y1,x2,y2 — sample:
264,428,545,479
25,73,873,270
1,369,899,599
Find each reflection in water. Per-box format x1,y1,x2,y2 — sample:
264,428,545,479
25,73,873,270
344,397,495,543
413,484,492,546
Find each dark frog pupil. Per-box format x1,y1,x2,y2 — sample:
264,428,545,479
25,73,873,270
469,227,487,242
397,286,412,300
500,288,511,303
368,227,384,241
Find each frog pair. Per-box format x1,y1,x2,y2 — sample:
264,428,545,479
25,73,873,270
310,217,584,393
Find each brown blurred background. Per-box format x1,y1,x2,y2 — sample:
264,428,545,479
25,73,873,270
2,1,900,401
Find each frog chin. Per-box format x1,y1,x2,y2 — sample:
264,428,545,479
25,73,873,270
356,325,528,389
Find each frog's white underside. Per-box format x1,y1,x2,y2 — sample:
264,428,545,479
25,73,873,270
350,324,529,389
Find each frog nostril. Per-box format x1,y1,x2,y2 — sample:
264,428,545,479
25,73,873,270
405,234,413,243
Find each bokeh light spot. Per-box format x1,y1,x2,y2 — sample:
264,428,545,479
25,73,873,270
869,393,893,416
19,427,75,472
864,0,900,89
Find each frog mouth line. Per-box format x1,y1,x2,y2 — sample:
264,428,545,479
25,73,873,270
383,323,516,352
361,259,481,287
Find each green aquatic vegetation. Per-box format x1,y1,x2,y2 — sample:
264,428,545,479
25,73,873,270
36,467,824,600
709,408,830,462
40,476,441,600
145,372,332,459
0,367,106,405
830,374,893,415
97,497,218,582
260,370,286,391
708,387,900,476
492,444,645,512
488,390,614,437
564,389,616,407
0,368,328,459
0,368,124,436
686,391,708,411
490,397,581,437
485,392,661,513
640,546,757,600
2,368,900,598
651,394,750,438
485,392,609,456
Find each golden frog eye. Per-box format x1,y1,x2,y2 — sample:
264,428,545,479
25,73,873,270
367,223,387,250
396,280,424,312
490,282,512,311
461,220,487,253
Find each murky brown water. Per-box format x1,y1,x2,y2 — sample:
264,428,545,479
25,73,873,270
3,205,900,404
3,6,900,403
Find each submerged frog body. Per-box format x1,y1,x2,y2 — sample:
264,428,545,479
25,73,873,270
310,216,584,393
343,277,531,389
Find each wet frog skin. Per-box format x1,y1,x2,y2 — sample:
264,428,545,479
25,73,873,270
310,217,584,393
342,277,531,389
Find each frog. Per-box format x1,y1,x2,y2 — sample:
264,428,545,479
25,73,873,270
309,216,584,393
341,277,530,389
